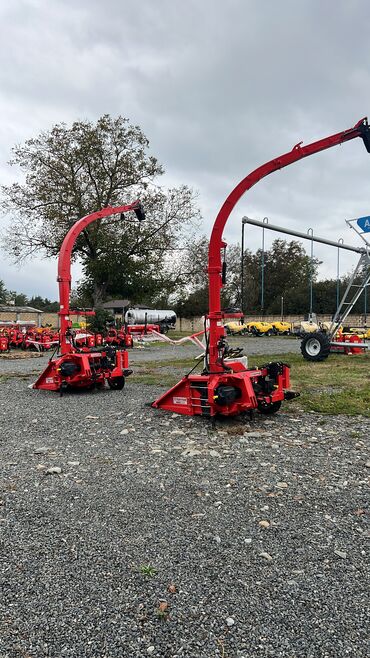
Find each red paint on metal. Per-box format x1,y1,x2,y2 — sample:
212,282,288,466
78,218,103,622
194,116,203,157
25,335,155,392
34,201,142,392
154,118,370,417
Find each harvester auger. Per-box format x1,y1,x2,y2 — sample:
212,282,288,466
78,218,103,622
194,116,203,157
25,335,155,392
152,117,370,418
33,201,145,393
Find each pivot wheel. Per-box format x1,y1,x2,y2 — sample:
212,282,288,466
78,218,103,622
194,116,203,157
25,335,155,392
300,332,330,362
108,376,125,390
257,400,282,415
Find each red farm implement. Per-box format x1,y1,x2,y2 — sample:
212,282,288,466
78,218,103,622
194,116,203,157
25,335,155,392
33,201,145,393
0,334,9,352
104,328,134,348
152,117,370,418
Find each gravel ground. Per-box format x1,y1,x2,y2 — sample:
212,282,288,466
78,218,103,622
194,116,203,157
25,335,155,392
0,343,369,658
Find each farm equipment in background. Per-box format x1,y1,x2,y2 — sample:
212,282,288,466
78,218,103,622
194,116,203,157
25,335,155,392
24,327,60,351
224,320,291,336
0,324,60,352
125,308,176,333
33,201,145,393
105,328,134,348
224,321,249,335
0,334,9,352
125,323,161,336
247,321,275,336
347,326,370,339
1,327,23,349
327,328,366,355
152,117,370,418
243,214,370,361
292,320,320,337
73,330,104,349
271,321,292,335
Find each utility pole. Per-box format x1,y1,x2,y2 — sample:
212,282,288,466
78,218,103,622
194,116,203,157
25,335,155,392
241,219,245,313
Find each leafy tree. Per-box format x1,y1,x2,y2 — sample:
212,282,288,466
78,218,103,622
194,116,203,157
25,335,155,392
0,280,8,304
2,115,200,305
14,292,29,306
257,239,320,314
5,290,29,306
78,186,200,306
87,309,114,333
28,295,59,311
311,279,338,316
176,238,322,316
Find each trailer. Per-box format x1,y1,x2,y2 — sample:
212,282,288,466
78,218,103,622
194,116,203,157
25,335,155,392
125,309,176,333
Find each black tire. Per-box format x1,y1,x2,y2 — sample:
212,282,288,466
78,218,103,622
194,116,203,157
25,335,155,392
266,329,273,336
108,376,125,390
300,332,330,362
257,400,282,415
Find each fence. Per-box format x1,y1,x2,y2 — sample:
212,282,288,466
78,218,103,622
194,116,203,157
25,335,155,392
0,311,367,331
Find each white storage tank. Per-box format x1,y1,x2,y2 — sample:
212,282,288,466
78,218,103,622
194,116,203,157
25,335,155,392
124,308,177,332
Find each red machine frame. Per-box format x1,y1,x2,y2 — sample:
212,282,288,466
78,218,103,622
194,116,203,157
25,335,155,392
33,201,144,392
153,117,370,417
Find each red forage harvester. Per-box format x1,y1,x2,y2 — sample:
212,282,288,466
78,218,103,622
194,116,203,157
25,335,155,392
33,201,145,394
152,117,370,418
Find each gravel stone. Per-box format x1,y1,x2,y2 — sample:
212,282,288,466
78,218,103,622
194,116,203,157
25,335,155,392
0,342,369,657
259,552,273,561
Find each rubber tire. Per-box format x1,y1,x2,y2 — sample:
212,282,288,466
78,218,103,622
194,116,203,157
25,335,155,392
300,331,330,362
108,376,125,390
266,330,273,336
257,400,282,415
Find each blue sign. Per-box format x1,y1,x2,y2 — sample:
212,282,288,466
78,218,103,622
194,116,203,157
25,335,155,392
357,216,370,232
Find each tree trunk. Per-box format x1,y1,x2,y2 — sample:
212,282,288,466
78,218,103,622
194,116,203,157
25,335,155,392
93,281,107,308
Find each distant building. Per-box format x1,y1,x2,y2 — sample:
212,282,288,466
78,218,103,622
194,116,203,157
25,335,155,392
0,305,43,326
101,299,130,317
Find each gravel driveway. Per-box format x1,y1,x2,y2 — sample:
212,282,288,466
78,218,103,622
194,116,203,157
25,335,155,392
0,342,368,657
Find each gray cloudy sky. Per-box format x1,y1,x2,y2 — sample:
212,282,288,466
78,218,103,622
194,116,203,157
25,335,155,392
1,0,370,300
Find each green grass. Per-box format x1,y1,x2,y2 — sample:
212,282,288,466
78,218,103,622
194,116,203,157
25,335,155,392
130,372,178,387
248,352,370,417
140,564,157,577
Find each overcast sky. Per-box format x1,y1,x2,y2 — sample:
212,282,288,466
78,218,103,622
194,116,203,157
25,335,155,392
1,0,370,301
